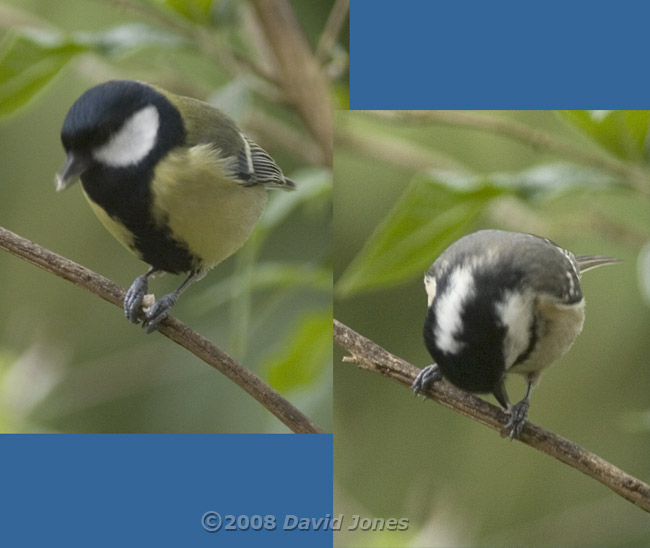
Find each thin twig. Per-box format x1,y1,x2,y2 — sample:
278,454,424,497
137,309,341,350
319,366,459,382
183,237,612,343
99,0,279,86
251,0,334,167
0,225,323,434
247,108,325,165
363,110,650,198
333,319,650,513
335,122,472,173
316,0,349,62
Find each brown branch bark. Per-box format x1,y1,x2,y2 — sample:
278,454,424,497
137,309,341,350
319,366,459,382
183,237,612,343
334,318,650,513
251,0,334,167
0,225,324,434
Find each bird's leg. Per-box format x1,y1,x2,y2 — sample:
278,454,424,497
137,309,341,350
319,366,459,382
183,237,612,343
505,376,536,440
411,364,443,397
492,378,510,410
142,270,204,334
124,267,158,324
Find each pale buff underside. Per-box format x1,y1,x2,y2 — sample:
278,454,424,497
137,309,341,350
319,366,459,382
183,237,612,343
508,295,586,378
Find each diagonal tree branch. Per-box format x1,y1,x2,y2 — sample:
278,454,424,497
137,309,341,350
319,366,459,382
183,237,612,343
0,225,324,434
251,0,334,167
334,318,650,513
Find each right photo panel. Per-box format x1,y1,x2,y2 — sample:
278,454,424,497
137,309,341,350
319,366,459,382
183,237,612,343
334,110,650,547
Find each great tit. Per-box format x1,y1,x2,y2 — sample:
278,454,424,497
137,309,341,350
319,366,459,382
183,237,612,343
56,80,296,333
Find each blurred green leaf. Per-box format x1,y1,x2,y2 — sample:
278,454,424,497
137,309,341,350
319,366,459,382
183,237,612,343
335,171,508,297
559,110,650,163
259,167,332,232
0,30,88,119
0,24,189,120
162,0,214,23
73,23,189,57
265,310,332,392
489,161,618,198
194,262,331,312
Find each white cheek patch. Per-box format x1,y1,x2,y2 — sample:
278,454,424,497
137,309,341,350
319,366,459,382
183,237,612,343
495,289,534,367
424,274,437,307
93,105,159,167
434,266,475,354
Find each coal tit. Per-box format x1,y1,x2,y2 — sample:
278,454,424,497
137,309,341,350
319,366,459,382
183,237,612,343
56,80,296,333
412,229,620,438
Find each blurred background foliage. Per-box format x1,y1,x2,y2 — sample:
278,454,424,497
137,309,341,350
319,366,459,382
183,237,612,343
334,110,650,546
0,0,348,433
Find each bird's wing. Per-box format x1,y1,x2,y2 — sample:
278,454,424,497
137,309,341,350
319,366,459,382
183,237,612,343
232,134,296,190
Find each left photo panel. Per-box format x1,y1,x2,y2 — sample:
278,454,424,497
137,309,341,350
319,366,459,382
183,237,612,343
0,1,346,546
0,0,344,434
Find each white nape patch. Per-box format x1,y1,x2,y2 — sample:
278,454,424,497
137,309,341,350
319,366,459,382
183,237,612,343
495,289,534,368
424,274,437,307
93,105,159,167
434,266,475,354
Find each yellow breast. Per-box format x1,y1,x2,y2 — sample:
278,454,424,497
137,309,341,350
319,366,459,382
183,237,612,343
151,144,267,269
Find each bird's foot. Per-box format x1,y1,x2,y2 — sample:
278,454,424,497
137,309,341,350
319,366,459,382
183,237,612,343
124,274,150,323
505,398,529,440
412,364,442,398
142,292,178,334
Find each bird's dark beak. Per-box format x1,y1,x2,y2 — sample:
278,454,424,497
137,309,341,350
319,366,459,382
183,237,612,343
55,152,89,192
